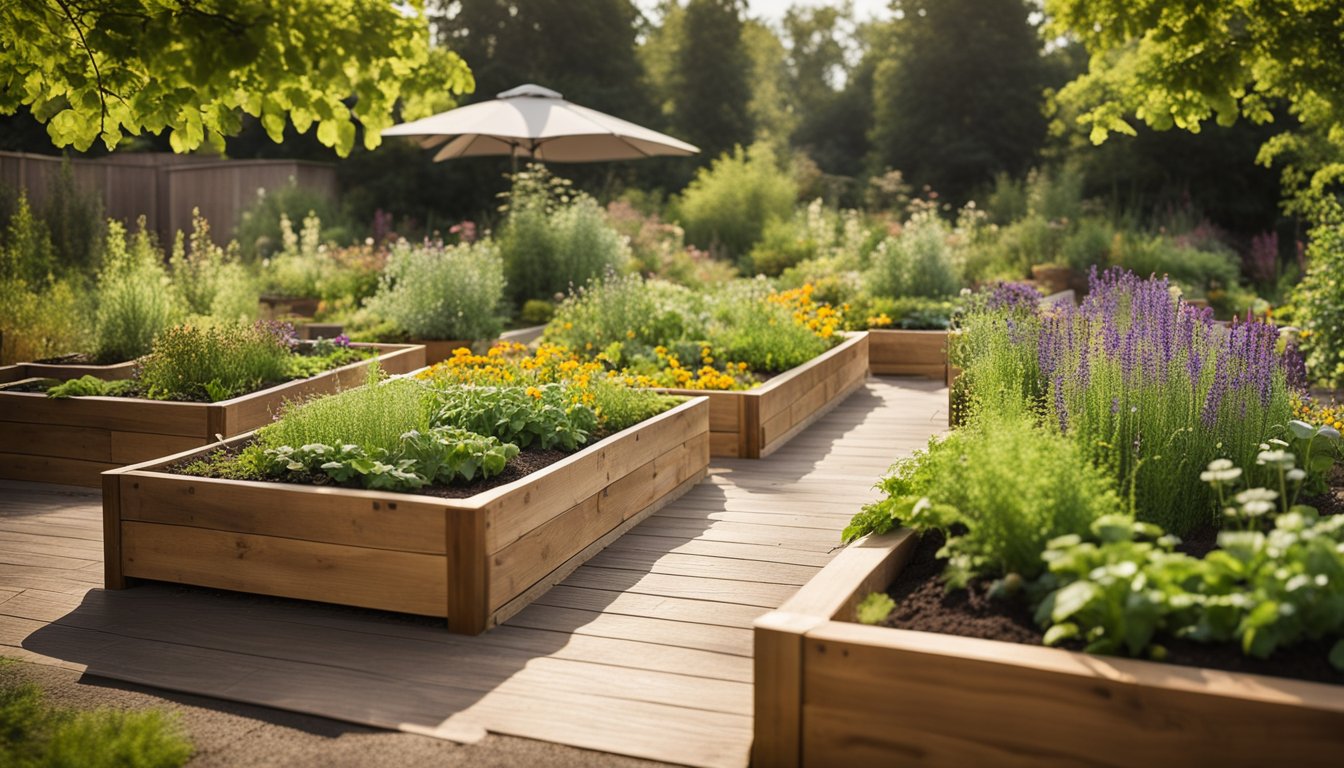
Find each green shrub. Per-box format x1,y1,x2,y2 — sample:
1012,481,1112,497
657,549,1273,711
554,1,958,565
169,210,258,323
234,182,349,260
1112,233,1241,294
677,142,797,263
45,375,135,398
364,240,505,341
1294,197,1344,384
710,281,830,373
497,167,631,306
844,410,1122,586
42,160,105,275
1060,217,1115,272
0,277,91,364
0,194,54,286
0,669,192,768
519,299,554,325
866,209,962,299
137,323,290,402
544,275,705,360
94,220,180,363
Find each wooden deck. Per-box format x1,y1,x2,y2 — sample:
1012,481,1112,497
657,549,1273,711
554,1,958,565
0,376,945,768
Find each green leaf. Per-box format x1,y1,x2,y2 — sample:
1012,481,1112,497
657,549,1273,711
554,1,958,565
1051,581,1100,623
855,592,895,626
1042,622,1079,646
1288,420,1316,440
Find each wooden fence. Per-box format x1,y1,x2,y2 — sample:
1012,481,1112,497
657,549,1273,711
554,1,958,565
0,151,337,243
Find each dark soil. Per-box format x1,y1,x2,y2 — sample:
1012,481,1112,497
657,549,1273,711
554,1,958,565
31,352,103,364
163,441,571,499
883,530,1344,686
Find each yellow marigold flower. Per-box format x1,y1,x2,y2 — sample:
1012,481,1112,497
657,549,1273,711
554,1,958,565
525,386,543,399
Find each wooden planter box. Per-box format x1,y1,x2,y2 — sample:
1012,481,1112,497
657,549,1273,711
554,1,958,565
754,530,1344,767
0,358,139,385
0,343,424,488
657,332,868,459
867,329,948,379
102,397,710,634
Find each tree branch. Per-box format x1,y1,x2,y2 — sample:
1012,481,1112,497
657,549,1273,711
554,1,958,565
51,0,107,137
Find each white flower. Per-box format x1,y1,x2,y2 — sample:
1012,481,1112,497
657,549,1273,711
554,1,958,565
1235,487,1278,518
1255,449,1295,469
1287,468,1307,482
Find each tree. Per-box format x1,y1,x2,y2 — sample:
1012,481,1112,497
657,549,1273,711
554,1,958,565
433,0,651,121
782,3,873,181
0,1,473,156
1045,0,1344,202
671,0,754,164
869,0,1047,202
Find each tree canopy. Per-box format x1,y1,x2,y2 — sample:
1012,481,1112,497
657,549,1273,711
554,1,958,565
0,0,473,156
1046,0,1344,197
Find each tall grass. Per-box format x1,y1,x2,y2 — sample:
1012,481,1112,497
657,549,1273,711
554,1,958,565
258,369,431,453
94,220,179,363
364,240,505,341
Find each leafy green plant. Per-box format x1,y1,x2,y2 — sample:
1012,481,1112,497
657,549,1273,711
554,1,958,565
1292,196,1344,385
866,209,962,299
41,159,105,275
677,142,798,263
432,384,597,452
137,323,290,402
45,375,135,399
0,193,54,286
843,411,1122,586
94,219,180,363
235,183,350,260
711,290,829,373
364,240,505,341
545,275,705,359
0,277,91,365
257,426,518,491
497,166,632,306
856,592,896,625
169,210,258,323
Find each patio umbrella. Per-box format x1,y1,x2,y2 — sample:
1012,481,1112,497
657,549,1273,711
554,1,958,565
381,84,699,163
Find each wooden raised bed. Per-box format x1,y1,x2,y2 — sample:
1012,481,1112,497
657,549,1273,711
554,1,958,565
102,396,710,634
0,358,139,385
754,529,1344,767
0,343,424,488
867,329,947,379
658,332,868,459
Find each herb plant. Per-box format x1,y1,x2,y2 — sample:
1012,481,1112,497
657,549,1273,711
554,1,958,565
433,384,597,452
364,240,505,341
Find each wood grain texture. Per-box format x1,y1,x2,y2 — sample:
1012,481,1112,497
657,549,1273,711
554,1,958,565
867,329,948,378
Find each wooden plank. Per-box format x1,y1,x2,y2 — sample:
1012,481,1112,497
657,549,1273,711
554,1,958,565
489,492,602,612
585,549,818,586
0,392,210,437
604,532,833,567
109,431,206,464
118,473,449,554
507,603,756,657
561,566,798,608
481,397,707,553
600,434,708,523
632,516,841,551
120,521,448,617
533,585,766,629
654,506,847,531
0,452,121,487
709,431,741,457
754,611,826,768
801,621,1344,768
489,470,704,629
0,421,111,462
488,625,752,684
447,505,488,633
778,530,917,620
0,518,104,542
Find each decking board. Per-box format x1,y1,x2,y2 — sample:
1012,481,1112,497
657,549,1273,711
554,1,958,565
0,376,945,768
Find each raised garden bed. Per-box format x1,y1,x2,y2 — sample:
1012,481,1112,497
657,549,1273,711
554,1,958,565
0,343,424,487
867,329,947,379
753,529,1344,767
102,396,710,634
0,358,138,385
658,332,868,459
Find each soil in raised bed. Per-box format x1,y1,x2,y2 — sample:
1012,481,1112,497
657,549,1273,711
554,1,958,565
164,442,571,499
882,528,1344,685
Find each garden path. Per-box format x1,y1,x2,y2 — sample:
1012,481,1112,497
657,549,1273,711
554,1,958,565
0,376,945,768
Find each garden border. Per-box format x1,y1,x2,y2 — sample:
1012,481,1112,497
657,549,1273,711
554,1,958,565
656,332,869,459
0,343,424,487
753,529,1344,767
0,358,139,385
102,396,710,634
866,329,947,380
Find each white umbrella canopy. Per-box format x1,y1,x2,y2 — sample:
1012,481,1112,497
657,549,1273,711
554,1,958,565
382,84,699,163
